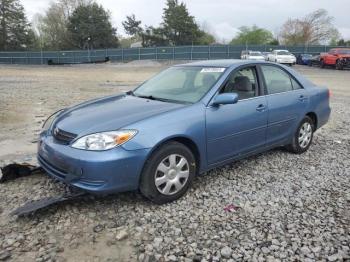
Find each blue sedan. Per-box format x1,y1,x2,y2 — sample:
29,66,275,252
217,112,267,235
38,60,331,204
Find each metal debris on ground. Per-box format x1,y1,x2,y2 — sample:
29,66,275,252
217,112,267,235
0,163,42,183
10,191,87,217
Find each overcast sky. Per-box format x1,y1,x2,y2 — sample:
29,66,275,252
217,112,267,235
22,0,350,41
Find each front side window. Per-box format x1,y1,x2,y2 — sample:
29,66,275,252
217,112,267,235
221,67,258,100
337,49,350,54
291,78,302,90
261,65,301,94
134,66,225,103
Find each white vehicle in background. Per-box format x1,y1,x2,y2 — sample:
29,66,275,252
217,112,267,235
267,50,296,66
262,52,271,61
241,50,265,61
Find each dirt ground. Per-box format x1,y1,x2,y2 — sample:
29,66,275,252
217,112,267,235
0,61,349,262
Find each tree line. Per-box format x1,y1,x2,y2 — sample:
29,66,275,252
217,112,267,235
0,0,349,51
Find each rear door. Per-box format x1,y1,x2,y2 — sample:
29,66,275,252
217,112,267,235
260,65,308,146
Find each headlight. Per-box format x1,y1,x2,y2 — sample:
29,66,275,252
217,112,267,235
42,109,65,131
71,130,137,151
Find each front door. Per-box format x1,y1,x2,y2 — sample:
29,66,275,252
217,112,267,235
206,66,268,165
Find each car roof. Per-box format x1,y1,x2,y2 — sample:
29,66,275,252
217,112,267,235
330,48,350,51
177,59,254,68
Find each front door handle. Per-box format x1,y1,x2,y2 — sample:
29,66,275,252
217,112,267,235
298,95,308,102
256,104,266,112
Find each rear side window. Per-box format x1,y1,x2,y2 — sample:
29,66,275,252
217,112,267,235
261,65,301,94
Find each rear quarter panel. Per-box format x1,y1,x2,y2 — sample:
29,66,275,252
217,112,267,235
307,87,331,129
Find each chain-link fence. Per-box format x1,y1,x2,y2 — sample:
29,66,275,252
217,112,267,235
0,45,341,65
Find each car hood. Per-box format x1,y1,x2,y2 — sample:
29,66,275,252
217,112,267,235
54,94,185,136
338,54,350,58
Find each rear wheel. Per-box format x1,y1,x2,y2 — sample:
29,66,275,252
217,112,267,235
286,116,315,154
140,142,196,204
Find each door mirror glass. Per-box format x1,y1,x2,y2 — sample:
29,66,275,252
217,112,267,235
212,93,239,106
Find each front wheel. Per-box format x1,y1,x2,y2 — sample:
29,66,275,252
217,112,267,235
336,60,344,70
140,142,196,204
286,116,315,154
320,59,325,68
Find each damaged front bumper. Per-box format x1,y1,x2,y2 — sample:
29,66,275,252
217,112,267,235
38,134,150,194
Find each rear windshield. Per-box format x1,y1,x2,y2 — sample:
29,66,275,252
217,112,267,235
337,50,350,54
277,51,292,55
250,52,262,56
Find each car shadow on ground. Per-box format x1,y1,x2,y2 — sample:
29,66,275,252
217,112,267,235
10,147,291,219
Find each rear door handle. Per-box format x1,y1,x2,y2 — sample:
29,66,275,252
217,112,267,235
256,104,266,112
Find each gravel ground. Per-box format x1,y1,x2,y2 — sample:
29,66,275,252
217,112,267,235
0,62,349,262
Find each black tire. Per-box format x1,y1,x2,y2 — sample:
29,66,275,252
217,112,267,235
320,59,325,68
335,60,344,70
286,116,315,154
140,142,196,204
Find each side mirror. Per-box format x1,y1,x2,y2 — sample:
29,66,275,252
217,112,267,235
211,93,239,106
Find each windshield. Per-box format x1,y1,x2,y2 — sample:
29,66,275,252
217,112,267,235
302,54,312,58
277,51,292,55
134,66,225,103
337,49,350,54
250,52,262,56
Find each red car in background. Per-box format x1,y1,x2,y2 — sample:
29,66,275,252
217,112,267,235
320,48,350,70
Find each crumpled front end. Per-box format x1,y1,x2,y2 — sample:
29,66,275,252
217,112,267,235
37,132,150,194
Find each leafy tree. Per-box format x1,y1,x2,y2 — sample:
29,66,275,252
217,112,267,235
197,30,216,45
122,14,147,47
268,38,280,45
123,1,212,47
230,25,274,45
34,0,91,50
142,26,168,47
67,3,118,49
122,14,142,37
162,0,201,45
280,9,340,45
336,39,350,47
0,0,35,50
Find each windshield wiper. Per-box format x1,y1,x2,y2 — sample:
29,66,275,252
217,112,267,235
135,94,157,100
134,94,190,104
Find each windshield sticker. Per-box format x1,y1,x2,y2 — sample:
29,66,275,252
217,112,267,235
200,68,226,73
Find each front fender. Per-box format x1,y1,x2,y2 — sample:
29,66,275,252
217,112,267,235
121,103,208,172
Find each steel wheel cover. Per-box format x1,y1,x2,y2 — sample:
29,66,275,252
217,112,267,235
154,154,190,195
298,122,312,148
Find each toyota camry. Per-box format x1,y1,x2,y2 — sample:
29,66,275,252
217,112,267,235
38,60,331,204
